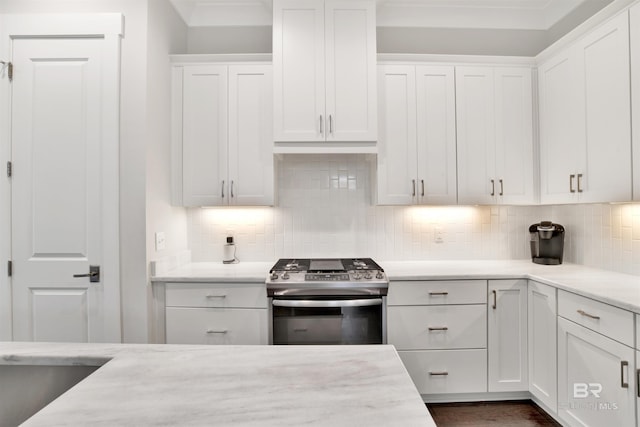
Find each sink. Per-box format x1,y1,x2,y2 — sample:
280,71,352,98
0,364,99,425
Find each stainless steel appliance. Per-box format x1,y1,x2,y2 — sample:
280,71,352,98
529,221,565,265
266,258,388,345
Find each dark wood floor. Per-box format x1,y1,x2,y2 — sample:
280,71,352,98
427,400,561,427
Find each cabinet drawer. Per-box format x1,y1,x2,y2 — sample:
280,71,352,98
166,283,267,308
165,307,267,345
388,305,487,350
398,349,487,394
558,290,634,347
388,280,487,305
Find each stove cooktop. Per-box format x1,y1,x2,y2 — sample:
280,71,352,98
269,258,384,273
266,258,388,296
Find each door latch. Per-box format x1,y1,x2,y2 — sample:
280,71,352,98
73,265,100,283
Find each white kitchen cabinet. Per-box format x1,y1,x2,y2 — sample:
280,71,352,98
631,4,640,201
161,282,268,345
173,63,273,207
456,66,534,205
557,316,636,427
488,280,528,392
528,281,557,414
273,0,376,142
388,280,488,395
539,12,632,204
377,65,457,205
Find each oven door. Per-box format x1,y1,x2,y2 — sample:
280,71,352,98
271,296,385,345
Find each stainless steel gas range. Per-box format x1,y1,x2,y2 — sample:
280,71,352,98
266,258,388,345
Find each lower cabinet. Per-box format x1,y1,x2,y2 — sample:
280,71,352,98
558,299,636,426
488,279,528,392
387,280,488,395
528,281,558,413
154,282,268,345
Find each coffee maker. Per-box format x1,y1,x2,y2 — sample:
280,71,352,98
529,221,565,265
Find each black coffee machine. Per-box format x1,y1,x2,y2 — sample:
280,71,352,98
529,221,565,265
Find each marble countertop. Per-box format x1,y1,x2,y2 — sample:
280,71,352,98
151,259,640,313
1,342,434,426
382,260,640,314
151,262,273,283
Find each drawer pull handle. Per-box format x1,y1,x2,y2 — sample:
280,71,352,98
492,290,497,309
429,292,448,296
294,328,308,333
621,361,629,388
206,294,227,299
636,369,640,397
429,371,449,376
428,327,448,331
577,309,600,320
206,329,228,334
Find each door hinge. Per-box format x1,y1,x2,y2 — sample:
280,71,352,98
0,61,11,82
7,260,12,277
6,161,12,178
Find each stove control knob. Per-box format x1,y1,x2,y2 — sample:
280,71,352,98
354,273,362,280
364,272,372,280
270,272,279,280
376,271,384,280
281,272,290,280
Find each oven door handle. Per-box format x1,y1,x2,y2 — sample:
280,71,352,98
272,298,383,308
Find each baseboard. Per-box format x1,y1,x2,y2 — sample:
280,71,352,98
422,391,531,403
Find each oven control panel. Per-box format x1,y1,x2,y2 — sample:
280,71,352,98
305,273,350,281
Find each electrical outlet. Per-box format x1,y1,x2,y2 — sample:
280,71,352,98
434,227,444,244
155,232,166,251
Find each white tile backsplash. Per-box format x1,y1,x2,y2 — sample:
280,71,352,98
187,155,640,275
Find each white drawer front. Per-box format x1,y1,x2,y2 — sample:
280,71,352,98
388,305,487,350
166,307,267,345
166,283,267,308
398,349,487,394
558,290,634,347
388,280,487,306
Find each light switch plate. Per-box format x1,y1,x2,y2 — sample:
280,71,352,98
155,232,166,251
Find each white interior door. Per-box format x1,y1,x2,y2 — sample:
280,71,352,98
11,37,120,343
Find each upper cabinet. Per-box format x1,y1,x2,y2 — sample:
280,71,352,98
377,65,457,205
538,12,632,204
273,0,377,143
172,62,273,207
456,66,535,205
631,4,640,201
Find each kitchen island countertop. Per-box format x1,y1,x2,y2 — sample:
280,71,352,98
1,342,434,426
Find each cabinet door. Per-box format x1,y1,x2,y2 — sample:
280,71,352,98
575,12,632,203
182,65,228,206
488,279,528,392
494,67,534,205
228,65,274,206
273,0,325,142
528,281,557,414
538,49,579,204
324,0,376,141
376,65,417,205
456,67,496,205
632,5,640,201
416,66,457,205
558,317,636,427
